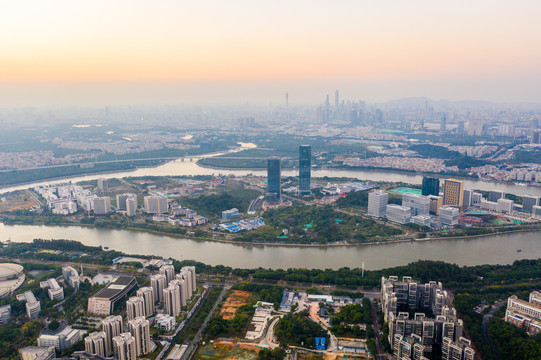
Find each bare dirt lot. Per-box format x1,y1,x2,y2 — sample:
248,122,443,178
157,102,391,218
219,290,252,320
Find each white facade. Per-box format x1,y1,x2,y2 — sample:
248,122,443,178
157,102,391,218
163,285,181,317
160,264,175,284
112,333,137,360
155,313,176,331
402,193,431,216
386,204,411,224
412,215,432,227
19,346,55,360
368,190,388,217
126,198,137,216
102,315,123,357
497,198,513,213
439,206,459,226
533,205,541,220
37,327,81,351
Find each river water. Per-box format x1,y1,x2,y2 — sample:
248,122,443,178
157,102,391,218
1,224,539,270
1,154,540,197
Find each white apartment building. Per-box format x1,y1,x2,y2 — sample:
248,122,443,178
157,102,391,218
128,317,151,356
126,296,145,321
84,331,106,357
150,274,167,303
136,287,155,317
155,313,176,332
112,333,137,360
144,196,168,214
93,197,112,215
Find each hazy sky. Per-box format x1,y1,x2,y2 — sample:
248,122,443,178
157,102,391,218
1,1,541,106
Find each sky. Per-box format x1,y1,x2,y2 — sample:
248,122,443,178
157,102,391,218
1,0,541,106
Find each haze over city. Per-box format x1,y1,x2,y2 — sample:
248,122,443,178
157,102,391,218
2,0,541,106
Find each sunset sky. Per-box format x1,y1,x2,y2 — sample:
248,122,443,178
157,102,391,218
1,1,540,106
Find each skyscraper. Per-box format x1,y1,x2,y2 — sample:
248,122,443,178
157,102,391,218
160,264,175,284
112,333,136,360
84,331,106,357
443,179,464,208
136,287,154,317
422,177,440,196
150,274,167,303
299,145,311,196
440,114,447,132
163,285,181,317
128,317,151,356
266,157,281,204
335,90,339,109
126,296,145,320
368,190,388,217
102,315,123,357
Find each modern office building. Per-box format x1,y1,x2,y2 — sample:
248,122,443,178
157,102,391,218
522,195,540,214
442,179,464,208
136,287,155,317
386,204,411,224
19,346,55,360
144,196,168,214
299,145,311,196
84,331,107,357
505,291,541,336
40,278,64,301
128,317,151,356
497,198,513,213
16,291,41,319
533,205,541,220
471,192,483,205
102,315,123,357
126,296,145,321
37,324,81,352
266,157,281,204
462,189,473,209
489,190,505,202
531,130,541,145
422,177,440,196
163,285,181,317
93,197,112,215
439,206,459,226
368,190,388,217
222,208,240,220
402,193,430,216
112,333,137,360
428,195,443,215
150,274,167,303
412,215,432,227
87,276,138,315
160,264,175,284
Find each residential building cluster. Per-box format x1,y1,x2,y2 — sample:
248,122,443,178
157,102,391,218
35,182,97,215
505,291,541,336
381,276,475,360
338,156,459,173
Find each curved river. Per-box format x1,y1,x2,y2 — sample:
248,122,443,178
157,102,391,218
1,152,540,196
1,224,539,270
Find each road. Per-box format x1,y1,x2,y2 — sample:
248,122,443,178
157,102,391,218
259,316,281,349
481,301,505,360
181,285,229,360
370,300,388,360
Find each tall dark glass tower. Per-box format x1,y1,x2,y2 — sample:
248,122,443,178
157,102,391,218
266,157,281,203
422,176,440,196
299,145,311,195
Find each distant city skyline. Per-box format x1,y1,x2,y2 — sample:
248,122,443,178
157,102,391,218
2,1,541,106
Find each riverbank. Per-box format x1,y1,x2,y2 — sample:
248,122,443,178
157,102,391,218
3,220,540,249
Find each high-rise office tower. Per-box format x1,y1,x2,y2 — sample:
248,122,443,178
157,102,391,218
422,177,440,196
126,296,145,320
112,333,136,360
102,315,123,356
489,190,505,202
160,264,175,284
84,331,106,357
136,287,155,317
443,179,464,208
97,178,108,193
368,190,388,217
266,157,281,204
440,114,447,132
299,145,311,196
128,317,151,356
522,195,540,214
150,274,167,303
463,189,473,209
335,90,339,109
